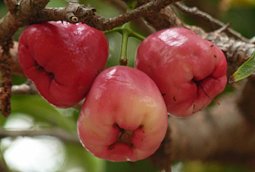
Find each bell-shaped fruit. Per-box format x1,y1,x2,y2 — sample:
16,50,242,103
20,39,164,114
77,66,168,162
136,27,227,116
18,21,108,107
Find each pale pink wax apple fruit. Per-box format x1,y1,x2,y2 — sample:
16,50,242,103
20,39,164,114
77,66,168,162
136,27,227,117
18,21,108,107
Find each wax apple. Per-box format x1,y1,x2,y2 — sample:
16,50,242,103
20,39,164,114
136,27,227,116
18,21,108,107
77,66,168,161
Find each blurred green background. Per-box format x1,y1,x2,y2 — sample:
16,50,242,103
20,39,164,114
0,0,255,172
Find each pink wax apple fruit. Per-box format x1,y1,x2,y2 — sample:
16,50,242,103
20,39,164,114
77,66,168,162
136,27,227,117
18,21,108,107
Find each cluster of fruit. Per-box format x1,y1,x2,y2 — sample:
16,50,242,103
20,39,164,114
18,21,227,162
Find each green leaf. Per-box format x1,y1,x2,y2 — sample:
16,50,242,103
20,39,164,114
232,52,255,82
11,95,76,133
60,143,105,172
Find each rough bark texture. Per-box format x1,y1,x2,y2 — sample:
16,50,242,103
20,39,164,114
237,77,255,124
170,91,255,161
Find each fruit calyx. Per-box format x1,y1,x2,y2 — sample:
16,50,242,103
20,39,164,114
35,62,55,80
108,123,143,150
192,77,210,97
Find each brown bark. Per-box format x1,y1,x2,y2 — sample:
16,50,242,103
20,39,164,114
0,42,22,75
170,89,255,162
237,77,255,124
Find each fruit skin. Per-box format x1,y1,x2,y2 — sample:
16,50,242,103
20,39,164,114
77,66,168,162
18,21,108,107
136,27,227,116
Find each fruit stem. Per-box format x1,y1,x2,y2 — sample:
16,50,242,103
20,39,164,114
104,28,122,35
105,23,145,66
104,26,145,41
119,29,129,66
125,28,145,41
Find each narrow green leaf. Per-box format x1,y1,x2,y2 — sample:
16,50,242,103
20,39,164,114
11,95,76,133
232,52,255,82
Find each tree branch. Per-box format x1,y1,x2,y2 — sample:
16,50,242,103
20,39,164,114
4,0,17,14
137,0,184,30
0,0,254,77
0,127,79,143
0,46,12,116
133,1,255,75
0,0,255,166
35,0,182,30
174,2,249,42
169,91,255,162
11,83,37,95
0,0,49,116
35,0,162,41
0,0,49,44
237,76,255,123
203,29,255,74
100,0,182,30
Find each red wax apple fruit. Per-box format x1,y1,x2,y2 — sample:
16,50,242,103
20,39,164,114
77,66,168,162
18,21,108,107
136,27,227,116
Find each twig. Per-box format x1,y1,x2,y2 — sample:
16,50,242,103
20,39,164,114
35,0,182,30
134,1,255,74
174,2,249,42
0,127,79,143
0,83,37,112
0,46,12,117
4,0,17,14
137,0,183,30
204,29,255,74
11,83,37,95
0,0,49,44
101,0,182,30
0,0,183,37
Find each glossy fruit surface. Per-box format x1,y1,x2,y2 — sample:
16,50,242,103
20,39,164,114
136,27,227,116
77,66,168,162
18,21,108,107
